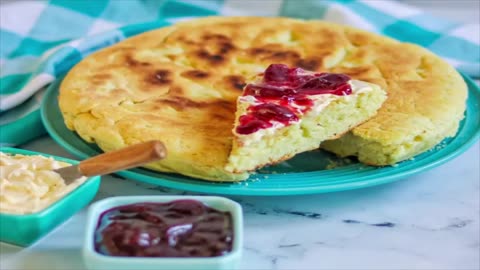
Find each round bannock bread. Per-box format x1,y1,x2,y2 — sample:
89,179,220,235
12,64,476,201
59,16,467,181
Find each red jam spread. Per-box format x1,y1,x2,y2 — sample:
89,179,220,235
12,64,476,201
236,64,352,135
94,200,233,257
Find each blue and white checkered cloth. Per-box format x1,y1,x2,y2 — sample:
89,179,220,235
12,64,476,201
1,0,479,146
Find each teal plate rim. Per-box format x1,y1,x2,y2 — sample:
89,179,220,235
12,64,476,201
41,73,480,196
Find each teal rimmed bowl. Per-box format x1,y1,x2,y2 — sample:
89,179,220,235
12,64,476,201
83,196,243,270
0,147,101,246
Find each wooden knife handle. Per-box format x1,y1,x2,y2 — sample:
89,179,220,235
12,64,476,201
78,140,167,177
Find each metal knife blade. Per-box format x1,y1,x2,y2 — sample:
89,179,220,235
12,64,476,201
54,165,84,185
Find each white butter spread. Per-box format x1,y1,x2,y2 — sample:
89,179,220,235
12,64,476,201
0,152,87,215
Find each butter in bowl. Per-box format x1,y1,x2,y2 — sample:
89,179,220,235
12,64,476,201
0,147,101,246
0,140,167,246
83,196,243,270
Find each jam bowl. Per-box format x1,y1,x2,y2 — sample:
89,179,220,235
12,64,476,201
83,196,243,270
0,147,101,246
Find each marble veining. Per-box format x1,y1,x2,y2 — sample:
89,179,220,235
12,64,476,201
343,219,397,228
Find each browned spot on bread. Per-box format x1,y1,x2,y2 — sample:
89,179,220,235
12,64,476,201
224,75,246,91
196,50,225,64
201,33,236,55
249,47,300,63
297,58,321,71
273,51,299,58
267,51,300,61
210,111,230,121
196,50,211,59
346,31,372,47
248,47,271,56
217,42,235,54
203,33,229,41
210,54,224,62
158,96,234,111
181,70,210,79
158,96,197,110
146,69,172,85
216,99,235,111
125,54,151,67
166,54,177,61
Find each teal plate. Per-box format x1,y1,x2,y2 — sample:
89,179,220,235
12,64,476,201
41,75,480,196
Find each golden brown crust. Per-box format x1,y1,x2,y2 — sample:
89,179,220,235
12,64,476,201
59,16,467,180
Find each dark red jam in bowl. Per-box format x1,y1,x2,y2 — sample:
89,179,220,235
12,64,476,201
236,64,352,135
94,200,234,257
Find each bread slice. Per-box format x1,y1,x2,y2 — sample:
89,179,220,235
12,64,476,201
225,64,387,173
59,17,466,181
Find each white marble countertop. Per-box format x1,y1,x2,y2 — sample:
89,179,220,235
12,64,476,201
1,1,479,270
1,137,479,270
